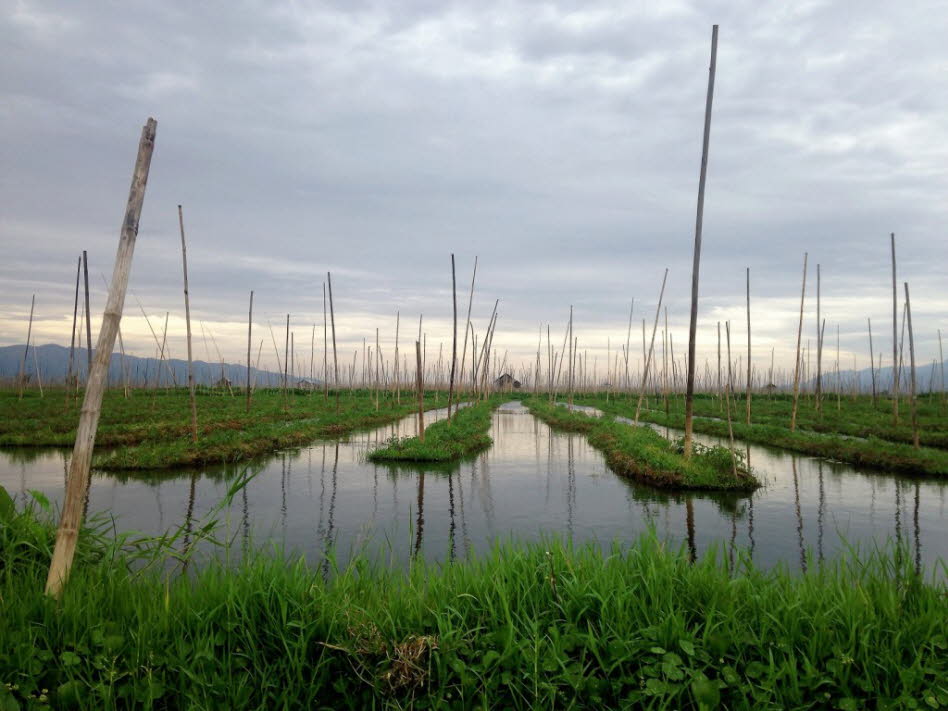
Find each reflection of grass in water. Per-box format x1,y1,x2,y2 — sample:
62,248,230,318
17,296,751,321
526,398,759,492
578,395,948,478
367,399,501,463
2,486,944,710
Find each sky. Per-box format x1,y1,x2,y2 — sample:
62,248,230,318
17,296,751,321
1,0,946,383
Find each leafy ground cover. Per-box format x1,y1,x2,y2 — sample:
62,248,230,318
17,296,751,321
525,398,759,491
1,487,944,710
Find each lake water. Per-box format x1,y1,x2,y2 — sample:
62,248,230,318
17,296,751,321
1,401,945,576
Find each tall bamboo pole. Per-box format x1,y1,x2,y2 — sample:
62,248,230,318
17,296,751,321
683,24,718,458
246,291,253,412
939,329,945,410
82,250,92,376
327,272,339,409
447,254,458,422
745,266,752,424
458,257,478,404
789,252,808,431
634,268,668,424
177,205,198,442
891,233,899,423
868,317,877,406
904,283,919,449
17,294,35,399
46,118,157,598
415,341,425,442
66,257,81,393
815,264,822,412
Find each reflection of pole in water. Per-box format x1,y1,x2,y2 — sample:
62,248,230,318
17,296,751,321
448,473,456,562
685,497,696,564
280,454,287,546
242,483,249,553
322,443,339,579
747,494,755,560
566,435,575,540
182,472,197,555
457,463,470,558
817,461,825,565
156,481,164,531
414,472,425,557
728,509,737,574
913,481,921,575
792,458,807,573
894,479,903,573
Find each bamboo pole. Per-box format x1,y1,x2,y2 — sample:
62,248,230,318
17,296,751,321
46,117,157,598
415,340,425,442
746,267,752,424
447,254,458,422
724,322,739,477
683,23,718,459
939,329,945,410
458,257,478,405
634,268,668,424
66,257,81,394
904,283,919,449
789,252,808,431
31,332,43,397
83,250,92,375
868,317,877,406
327,272,339,409
323,283,328,399
815,263,822,412
177,205,198,442
17,294,35,399
246,291,253,412
891,233,899,423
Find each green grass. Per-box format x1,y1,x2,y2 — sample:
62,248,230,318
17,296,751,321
525,399,760,491
1,489,945,710
576,394,948,478
0,388,453,470
367,399,501,462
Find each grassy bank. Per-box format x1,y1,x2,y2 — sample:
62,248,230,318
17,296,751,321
1,494,944,710
0,389,450,470
577,395,948,478
368,399,500,462
525,399,759,491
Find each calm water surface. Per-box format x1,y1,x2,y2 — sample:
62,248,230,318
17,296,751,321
1,402,945,574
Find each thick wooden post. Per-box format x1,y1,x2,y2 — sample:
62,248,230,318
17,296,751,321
46,118,157,597
789,253,808,431
178,205,198,442
683,24,718,458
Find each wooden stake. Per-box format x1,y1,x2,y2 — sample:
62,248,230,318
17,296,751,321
904,282,919,449
46,117,157,598
683,23,718,458
415,340,425,441
789,252,808,431
447,254,458,422
17,294,35,399
246,291,253,412
177,205,198,442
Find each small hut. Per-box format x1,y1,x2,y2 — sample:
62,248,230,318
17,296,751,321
494,373,521,390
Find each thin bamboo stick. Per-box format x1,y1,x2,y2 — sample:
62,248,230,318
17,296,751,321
746,267,752,424
789,252,808,431
177,205,198,442
17,294,35,399
447,254,458,422
246,291,253,411
634,268,668,424
891,233,899,423
83,250,92,375
904,282,919,448
415,340,425,441
66,257,81,394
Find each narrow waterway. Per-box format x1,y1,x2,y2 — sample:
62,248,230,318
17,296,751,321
1,402,945,575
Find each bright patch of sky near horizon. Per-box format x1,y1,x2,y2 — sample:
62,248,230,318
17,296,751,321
1,0,946,378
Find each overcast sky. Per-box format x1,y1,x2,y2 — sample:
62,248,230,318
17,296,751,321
2,0,946,381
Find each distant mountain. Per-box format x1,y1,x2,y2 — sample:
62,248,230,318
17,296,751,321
0,344,314,388
805,360,946,394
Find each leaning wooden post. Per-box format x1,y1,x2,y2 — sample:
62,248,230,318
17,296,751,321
178,205,198,442
891,233,899,423
82,250,92,377
46,118,157,598
789,252,808,431
903,282,920,449
415,340,425,442
446,254,458,423
246,290,254,412
683,24,718,459
17,294,35,399
745,266,752,425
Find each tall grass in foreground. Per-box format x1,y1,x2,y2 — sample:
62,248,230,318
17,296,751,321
2,488,945,710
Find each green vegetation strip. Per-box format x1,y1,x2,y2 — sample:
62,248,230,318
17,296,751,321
579,396,948,478
2,493,945,710
525,399,759,491
0,389,451,470
367,399,500,462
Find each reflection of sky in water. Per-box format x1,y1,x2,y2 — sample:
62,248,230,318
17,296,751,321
1,402,945,576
